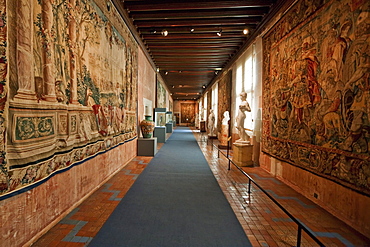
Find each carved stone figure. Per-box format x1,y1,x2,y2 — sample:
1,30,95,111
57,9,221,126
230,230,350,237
222,111,230,125
219,111,230,148
208,109,215,136
235,91,251,143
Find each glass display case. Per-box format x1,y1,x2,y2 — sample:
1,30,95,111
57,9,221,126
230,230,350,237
154,108,166,127
165,111,173,133
165,111,173,123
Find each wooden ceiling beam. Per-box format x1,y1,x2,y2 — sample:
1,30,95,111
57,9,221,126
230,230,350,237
130,9,269,20
143,36,247,42
134,17,262,27
139,25,256,33
118,0,279,100
150,50,234,55
149,43,239,47
125,1,275,11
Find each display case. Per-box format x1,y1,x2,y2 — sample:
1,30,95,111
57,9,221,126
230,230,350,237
153,108,167,142
154,108,166,127
165,111,173,123
165,111,173,133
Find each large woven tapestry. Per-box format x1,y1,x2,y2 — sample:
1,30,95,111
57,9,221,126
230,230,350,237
0,0,138,198
262,0,370,195
157,80,166,108
217,70,232,132
181,103,196,124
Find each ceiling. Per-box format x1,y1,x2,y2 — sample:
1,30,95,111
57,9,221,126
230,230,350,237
113,0,283,100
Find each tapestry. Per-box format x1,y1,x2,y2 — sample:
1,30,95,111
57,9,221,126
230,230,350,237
217,71,232,132
0,0,138,198
181,103,196,124
157,80,166,108
262,0,370,195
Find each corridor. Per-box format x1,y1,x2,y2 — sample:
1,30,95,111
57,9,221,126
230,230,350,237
32,129,370,247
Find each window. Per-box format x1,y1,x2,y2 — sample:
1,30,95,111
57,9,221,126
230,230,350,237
234,45,255,131
211,83,218,127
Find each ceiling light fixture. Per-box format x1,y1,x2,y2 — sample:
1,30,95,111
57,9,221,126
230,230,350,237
243,28,249,35
165,71,168,75
161,29,168,36
202,85,206,89
190,27,195,33
217,29,222,37
107,1,111,11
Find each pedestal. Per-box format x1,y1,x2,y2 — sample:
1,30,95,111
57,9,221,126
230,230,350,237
200,121,206,132
232,143,253,167
166,122,173,133
154,126,166,143
218,124,229,149
137,137,157,156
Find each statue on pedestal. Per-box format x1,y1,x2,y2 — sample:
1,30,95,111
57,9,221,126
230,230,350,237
235,91,251,144
219,111,230,148
208,109,216,137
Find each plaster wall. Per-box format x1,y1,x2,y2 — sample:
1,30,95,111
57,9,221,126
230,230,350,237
137,47,156,136
260,153,370,238
0,140,136,247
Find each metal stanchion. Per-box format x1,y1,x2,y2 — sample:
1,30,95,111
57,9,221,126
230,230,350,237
227,136,231,170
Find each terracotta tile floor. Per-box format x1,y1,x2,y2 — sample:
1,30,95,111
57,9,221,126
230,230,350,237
32,130,369,247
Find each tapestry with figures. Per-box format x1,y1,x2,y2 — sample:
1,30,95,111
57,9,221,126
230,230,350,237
262,0,370,195
0,0,138,198
217,71,232,132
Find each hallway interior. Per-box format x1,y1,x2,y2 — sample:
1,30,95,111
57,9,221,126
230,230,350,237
32,129,370,247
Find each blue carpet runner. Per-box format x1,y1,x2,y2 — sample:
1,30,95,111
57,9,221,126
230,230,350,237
89,127,251,247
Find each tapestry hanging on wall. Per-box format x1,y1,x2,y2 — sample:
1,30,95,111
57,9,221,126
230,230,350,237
181,103,196,124
157,80,166,108
217,71,232,131
0,0,138,198
262,0,370,195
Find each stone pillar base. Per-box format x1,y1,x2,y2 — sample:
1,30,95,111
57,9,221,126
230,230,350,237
232,143,253,167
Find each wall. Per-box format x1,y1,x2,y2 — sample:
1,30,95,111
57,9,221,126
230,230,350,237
261,0,370,238
0,0,155,246
260,153,370,237
1,141,136,247
137,47,156,136
173,100,197,126
206,0,370,238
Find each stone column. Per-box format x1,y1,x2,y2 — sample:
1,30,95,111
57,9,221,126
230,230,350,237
68,0,78,104
42,0,56,102
14,0,37,101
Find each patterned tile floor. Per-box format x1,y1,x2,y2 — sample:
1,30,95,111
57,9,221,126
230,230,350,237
32,130,369,247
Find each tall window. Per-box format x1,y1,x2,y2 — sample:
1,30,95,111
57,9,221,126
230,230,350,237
203,92,208,122
235,45,255,131
211,83,218,127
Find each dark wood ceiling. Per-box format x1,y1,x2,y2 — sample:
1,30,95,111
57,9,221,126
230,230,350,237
113,0,281,100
